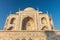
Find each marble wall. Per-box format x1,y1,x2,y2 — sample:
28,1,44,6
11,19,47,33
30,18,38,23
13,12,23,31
0,30,60,40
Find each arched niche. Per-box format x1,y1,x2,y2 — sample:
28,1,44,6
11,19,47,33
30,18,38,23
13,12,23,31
16,38,20,40
51,24,54,30
7,26,13,30
41,17,47,24
41,26,48,30
22,38,26,40
29,38,32,40
22,16,35,30
10,18,16,24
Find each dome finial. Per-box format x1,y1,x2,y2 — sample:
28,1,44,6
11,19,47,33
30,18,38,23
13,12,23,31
19,8,20,11
10,10,12,14
37,8,39,11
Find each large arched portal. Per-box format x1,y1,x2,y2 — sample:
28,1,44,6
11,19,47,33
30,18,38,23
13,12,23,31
22,17,35,30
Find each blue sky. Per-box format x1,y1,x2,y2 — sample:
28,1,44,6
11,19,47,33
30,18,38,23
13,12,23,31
0,0,60,30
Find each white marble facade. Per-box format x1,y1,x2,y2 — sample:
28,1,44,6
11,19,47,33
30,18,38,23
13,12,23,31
0,7,60,40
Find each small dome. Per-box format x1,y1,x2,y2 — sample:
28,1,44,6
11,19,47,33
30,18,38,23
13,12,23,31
24,7,36,12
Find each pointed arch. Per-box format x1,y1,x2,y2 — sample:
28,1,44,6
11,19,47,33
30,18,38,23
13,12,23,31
7,26,13,30
22,38,26,40
41,26,48,30
41,17,47,24
29,38,32,40
10,18,16,24
22,16,35,30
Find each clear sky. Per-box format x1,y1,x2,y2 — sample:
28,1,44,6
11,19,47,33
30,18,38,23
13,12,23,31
0,0,60,30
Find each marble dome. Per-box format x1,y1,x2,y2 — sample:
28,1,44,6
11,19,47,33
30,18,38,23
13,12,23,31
24,7,36,12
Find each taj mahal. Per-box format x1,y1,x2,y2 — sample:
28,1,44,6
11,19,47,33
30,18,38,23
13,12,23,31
0,7,60,40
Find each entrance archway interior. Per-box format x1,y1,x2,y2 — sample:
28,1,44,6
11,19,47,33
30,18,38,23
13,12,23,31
22,16,35,30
